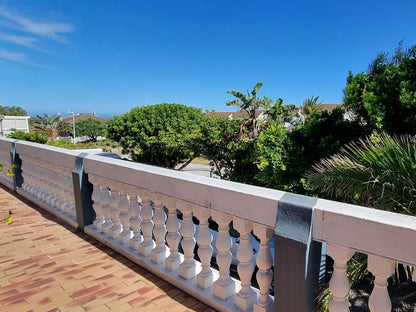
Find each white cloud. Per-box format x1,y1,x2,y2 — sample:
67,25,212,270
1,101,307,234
0,33,40,50
0,6,74,41
0,49,28,63
0,6,73,65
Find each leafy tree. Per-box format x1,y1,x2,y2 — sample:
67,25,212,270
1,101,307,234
344,42,416,134
0,105,27,116
197,116,240,179
75,118,105,142
255,108,364,193
263,97,298,126
107,103,208,169
226,82,265,138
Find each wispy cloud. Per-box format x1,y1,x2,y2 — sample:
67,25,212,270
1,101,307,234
0,33,40,50
0,5,73,65
0,49,28,63
0,6,73,41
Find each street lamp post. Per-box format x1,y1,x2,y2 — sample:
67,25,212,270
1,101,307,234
69,110,75,144
146,90,160,106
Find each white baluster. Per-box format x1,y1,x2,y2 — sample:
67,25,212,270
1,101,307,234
48,164,59,208
101,187,112,234
151,193,167,264
91,183,104,231
109,187,121,240
66,172,76,217
253,225,274,312
118,188,131,245
368,255,395,312
212,211,235,300
327,244,354,312
179,202,196,280
57,167,68,213
165,198,181,271
138,190,154,257
194,205,213,289
234,218,256,311
128,189,142,250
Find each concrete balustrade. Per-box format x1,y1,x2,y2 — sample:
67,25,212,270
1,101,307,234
2,137,416,312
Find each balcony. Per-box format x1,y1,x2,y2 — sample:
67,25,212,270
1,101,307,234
1,137,416,311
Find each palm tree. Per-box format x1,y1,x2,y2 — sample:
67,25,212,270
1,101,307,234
308,133,416,311
307,133,416,214
30,114,68,138
301,96,323,120
226,82,265,138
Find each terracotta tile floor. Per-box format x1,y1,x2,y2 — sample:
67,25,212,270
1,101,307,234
0,186,216,312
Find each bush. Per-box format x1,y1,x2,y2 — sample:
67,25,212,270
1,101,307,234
8,131,48,144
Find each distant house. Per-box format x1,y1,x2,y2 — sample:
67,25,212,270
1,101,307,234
62,113,108,123
0,115,30,136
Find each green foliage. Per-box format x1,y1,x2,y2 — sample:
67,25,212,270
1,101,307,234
226,82,265,138
0,105,27,116
307,133,416,214
263,97,298,126
5,210,13,225
255,109,363,193
48,139,74,149
301,96,323,119
344,42,416,134
47,139,101,150
8,131,48,144
107,103,208,168
75,118,105,142
30,114,71,138
197,117,240,179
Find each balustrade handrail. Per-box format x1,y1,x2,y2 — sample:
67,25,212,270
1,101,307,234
83,154,285,229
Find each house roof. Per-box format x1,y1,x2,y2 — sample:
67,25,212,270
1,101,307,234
207,109,265,119
62,113,108,123
320,104,344,112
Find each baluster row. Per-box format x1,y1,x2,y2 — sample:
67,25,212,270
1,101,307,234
327,243,395,312
89,177,275,312
19,155,76,217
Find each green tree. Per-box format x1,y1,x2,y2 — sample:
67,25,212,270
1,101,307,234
107,103,208,169
75,118,105,142
226,82,265,138
0,105,27,116
255,108,364,193
263,97,298,126
301,96,323,120
343,42,416,134
197,116,240,179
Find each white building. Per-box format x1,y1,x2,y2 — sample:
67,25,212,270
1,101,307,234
0,115,30,136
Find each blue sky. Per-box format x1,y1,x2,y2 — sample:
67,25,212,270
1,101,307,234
1,0,416,118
